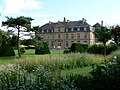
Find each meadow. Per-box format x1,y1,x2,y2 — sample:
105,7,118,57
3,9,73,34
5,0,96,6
0,49,104,76
0,49,119,89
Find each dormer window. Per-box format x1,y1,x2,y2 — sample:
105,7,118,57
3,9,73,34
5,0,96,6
74,27,77,31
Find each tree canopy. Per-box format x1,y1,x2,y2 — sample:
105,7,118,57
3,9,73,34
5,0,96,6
94,26,112,56
94,26,112,45
112,25,120,44
2,16,34,57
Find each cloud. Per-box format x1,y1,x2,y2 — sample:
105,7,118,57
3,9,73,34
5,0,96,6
3,0,42,14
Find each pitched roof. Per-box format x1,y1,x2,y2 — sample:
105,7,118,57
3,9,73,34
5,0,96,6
40,20,90,29
93,23,101,28
66,20,90,28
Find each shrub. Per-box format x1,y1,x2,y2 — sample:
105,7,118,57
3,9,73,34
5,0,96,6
106,44,119,55
0,43,15,57
20,46,26,54
35,41,50,54
70,43,88,53
107,49,120,63
87,44,104,54
63,48,71,54
87,44,119,55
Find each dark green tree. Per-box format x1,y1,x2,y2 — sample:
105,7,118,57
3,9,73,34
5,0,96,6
94,26,111,56
0,29,15,57
11,35,18,47
0,30,2,46
111,25,120,44
2,16,34,57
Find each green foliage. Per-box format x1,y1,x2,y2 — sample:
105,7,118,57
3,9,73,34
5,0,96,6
16,53,104,72
0,30,15,57
0,65,57,90
11,35,18,47
112,25,120,44
65,74,92,89
21,39,34,46
63,48,71,54
2,16,34,58
87,44,119,55
35,41,50,54
70,43,88,53
0,43,15,57
107,49,120,63
87,44,104,54
94,26,112,45
20,46,26,54
106,44,119,55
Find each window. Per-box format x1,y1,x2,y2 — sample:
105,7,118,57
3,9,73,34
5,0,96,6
71,41,74,44
51,34,54,39
66,34,68,39
77,33,80,39
47,35,49,39
51,41,54,46
77,41,80,43
84,41,87,44
49,29,51,32
68,28,71,32
58,42,61,46
80,27,84,31
84,33,87,39
58,34,61,39
71,34,74,39
66,41,69,47
58,27,60,32
74,27,78,31
44,29,47,33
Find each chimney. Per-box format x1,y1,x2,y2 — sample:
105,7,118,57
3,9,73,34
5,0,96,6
82,18,86,23
101,20,103,26
49,21,52,24
63,17,66,22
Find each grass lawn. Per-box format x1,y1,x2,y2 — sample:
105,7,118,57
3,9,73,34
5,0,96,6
0,56,16,65
61,66,92,77
0,49,64,64
50,49,64,54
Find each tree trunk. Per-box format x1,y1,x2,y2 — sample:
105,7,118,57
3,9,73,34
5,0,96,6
103,42,107,64
17,28,21,58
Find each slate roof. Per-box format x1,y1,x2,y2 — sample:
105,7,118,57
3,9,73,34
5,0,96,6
93,23,101,28
41,20,90,29
66,20,90,28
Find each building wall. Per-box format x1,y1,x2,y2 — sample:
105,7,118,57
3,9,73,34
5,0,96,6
40,25,95,49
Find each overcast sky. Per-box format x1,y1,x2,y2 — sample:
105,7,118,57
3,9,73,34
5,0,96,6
0,0,120,27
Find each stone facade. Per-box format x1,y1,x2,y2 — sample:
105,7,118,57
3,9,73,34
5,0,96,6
38,18,95,49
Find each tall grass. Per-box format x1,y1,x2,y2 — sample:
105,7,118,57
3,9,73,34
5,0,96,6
15,53,104,72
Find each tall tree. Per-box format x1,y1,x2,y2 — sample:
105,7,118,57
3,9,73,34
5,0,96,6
2,16,34,57
111,25,120,44
94,26,111,56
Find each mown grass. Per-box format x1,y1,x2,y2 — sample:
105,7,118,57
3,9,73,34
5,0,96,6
0,56,16,65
